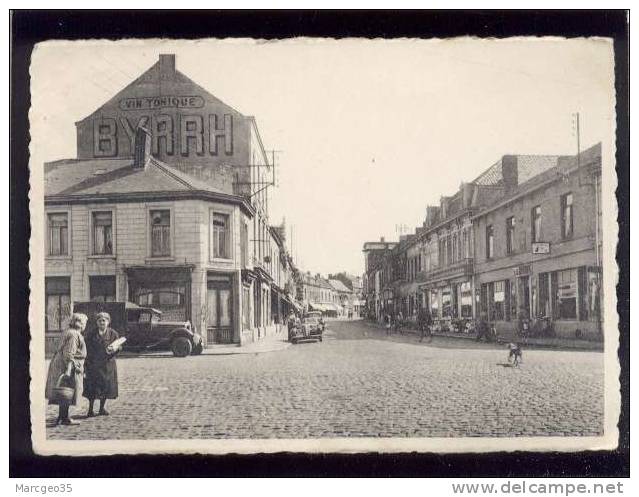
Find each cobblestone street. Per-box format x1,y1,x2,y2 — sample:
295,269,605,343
46,319,604,440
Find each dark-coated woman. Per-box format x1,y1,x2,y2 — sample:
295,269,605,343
45,312,89,425
83,311,121,417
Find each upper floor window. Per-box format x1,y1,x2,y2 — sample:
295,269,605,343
92,211,113,255
531,205,542,243
561,193,574,239
150,209,171,257
211,212,230,259
486,225,494,259
506,216,516,254
47,212,69,256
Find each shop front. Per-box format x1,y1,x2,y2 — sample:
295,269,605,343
126,266,193,322
476,257,602,339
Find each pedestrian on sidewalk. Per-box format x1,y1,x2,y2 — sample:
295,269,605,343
417,306,433,342
45,312,88,425
83,312,122,417
385,312,392,335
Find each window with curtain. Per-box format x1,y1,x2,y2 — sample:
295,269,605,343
150,209,171,257
211,212,230,259
47,212,68,256
92,211,113,255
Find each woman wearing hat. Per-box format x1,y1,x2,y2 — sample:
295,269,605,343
83,311,122,417
45,312,88,425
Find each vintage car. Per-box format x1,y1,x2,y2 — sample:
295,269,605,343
304,311,325,331
290,314,324,344
73,301,203,357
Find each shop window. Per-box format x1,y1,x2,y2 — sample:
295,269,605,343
92,211,113,255
531,206,542,243
538,272,551,318
150,210,171,257
441,287,452,318
211,212,230,259
579,267,601,321
561,193,574,239
47,212,69,256
554,269,577,319
89,275,116,302
460,281,473,318
486,225,494,259
430,289,439,318
45,277,71,332
135,284,186,321
493,281,505,320
506,216,516,254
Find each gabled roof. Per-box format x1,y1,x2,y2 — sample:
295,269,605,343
45,157,228,197
76,58,245,125
328,279,351,293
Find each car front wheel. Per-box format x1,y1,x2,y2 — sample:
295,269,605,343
172,336,192,357
191,342,203,355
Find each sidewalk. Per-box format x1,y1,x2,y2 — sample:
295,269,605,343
202,336,291,355
363,320,603,351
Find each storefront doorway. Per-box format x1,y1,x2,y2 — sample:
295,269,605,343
207,274,233,344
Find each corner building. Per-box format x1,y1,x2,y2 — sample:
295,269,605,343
44,54,293,352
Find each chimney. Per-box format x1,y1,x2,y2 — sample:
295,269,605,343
159,54,176,80
133,126,152,169
501,155,519,193
380,237,385,243
461,182,475,208
440,196,449,219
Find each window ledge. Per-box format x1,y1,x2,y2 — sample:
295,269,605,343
88,255,116,260
210,257,233,263
46,255,72,261
145,256,175,263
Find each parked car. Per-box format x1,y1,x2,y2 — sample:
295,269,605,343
290,314,323,344
73,301,203,357
304,311,325,331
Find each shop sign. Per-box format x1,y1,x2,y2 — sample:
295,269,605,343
532,242,551,254
119,95,204,111
514,264,531,276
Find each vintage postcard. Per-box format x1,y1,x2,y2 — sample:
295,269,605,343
28,37,620,455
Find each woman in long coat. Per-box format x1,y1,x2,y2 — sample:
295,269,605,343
83,312,121,417
45,312,89,425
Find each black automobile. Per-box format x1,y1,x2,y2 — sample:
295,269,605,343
290,314,323,344
74,301,203,357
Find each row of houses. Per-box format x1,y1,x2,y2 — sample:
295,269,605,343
295,272,364,317
44,54,303,352
362,144,603,340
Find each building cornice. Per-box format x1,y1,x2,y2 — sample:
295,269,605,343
45,189,256,217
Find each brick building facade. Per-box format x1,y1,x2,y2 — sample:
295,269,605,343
362,144,604,340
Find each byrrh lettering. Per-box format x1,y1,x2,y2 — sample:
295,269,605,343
92,114,233,158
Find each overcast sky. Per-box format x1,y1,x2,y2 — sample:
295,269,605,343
30,38,615,277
